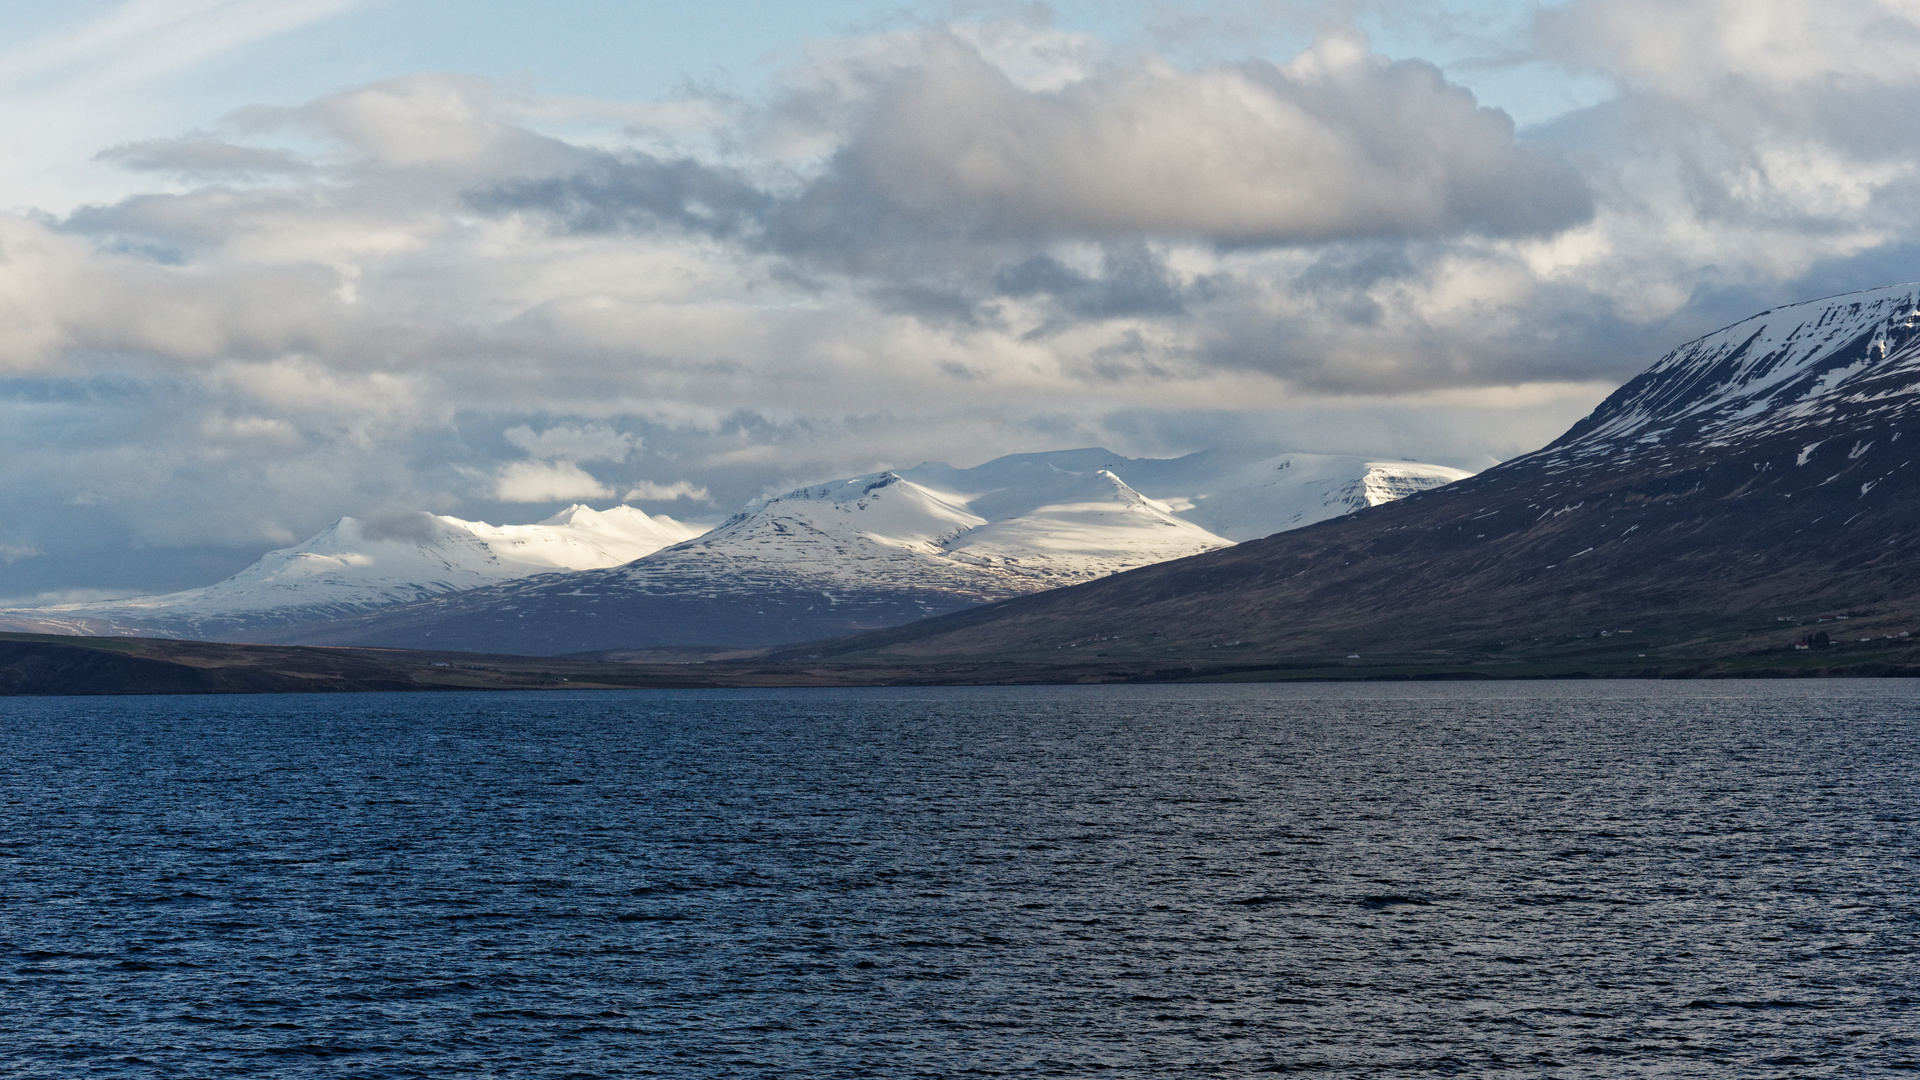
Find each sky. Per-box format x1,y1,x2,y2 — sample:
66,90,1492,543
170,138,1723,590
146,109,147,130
5,0,1920,601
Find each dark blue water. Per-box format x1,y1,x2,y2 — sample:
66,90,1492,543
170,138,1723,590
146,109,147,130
0,681,1915,1077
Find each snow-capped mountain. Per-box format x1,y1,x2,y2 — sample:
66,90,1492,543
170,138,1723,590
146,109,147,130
1535,282,1920,468
894,449,1467,542
264,449,1470,654
812,282,1920,665
1116,454,1470,539
0,505,706,640
603,464,1233,603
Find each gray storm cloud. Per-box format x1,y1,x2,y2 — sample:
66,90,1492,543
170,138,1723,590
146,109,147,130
11,6,1920,600
1532,0,1920,237
810,33,1591,244
482,33,1592,252
97,135,312,178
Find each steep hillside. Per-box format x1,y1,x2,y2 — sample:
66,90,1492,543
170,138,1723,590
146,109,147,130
272,450,1467,653
791,284,1920,670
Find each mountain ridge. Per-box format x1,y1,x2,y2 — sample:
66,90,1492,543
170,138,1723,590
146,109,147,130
256,450,1469,653
0,505,706,640
0,449,1469,653
777,282,1920,670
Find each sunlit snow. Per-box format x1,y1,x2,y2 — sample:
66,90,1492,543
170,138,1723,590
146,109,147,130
0,505,704,635
0,450,1469,640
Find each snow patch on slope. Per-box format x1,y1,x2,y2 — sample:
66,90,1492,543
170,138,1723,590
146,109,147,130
605,451,1471,607
940,471,1229,580
0,449,1473,645
0,505,705,634
1157,454,1473,540
1541,282,1920,465
612,466,1230,604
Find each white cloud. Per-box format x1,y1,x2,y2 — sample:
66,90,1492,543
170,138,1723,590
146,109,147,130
816,31,1589,243
0,0,369,212
0,1,368,94
0,543,41,564
98,135,312,177
9,9,1920,596
621,480,712,503
0,587,148,606
503,423,636,463
1537,0,1920,101
493,461,613,503
266,74,581,175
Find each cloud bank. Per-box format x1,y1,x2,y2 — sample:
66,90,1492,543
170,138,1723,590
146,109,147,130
5,3,1920,595
814,32,1589,244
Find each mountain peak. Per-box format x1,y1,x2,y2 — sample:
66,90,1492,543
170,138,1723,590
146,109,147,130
1543,282,1920,467
800,282,1920,671
536,504,597,526
0,505,710,638
1,447,1472,653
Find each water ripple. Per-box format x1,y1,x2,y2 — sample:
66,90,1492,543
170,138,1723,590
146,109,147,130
0,681,1914,1076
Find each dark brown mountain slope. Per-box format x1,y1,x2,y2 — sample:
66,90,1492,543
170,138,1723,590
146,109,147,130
782,284,1920,672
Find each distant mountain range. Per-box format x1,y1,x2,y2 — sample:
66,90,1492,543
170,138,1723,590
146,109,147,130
259,450,1468,654
0,450,1468,652
791,283,1920,673
17,283,1920,689
0,505,703,642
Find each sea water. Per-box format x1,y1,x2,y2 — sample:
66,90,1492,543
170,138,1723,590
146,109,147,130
0,681,1914,1077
